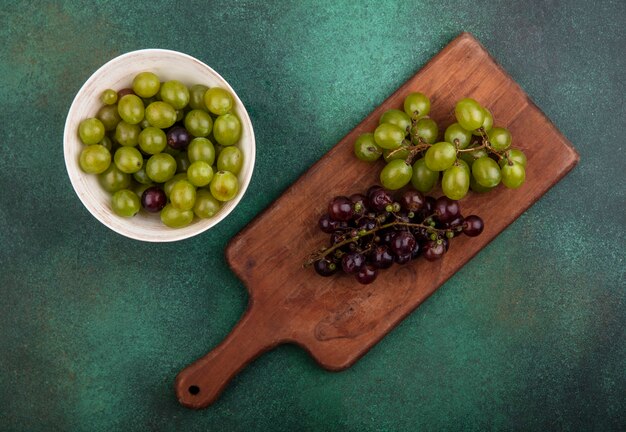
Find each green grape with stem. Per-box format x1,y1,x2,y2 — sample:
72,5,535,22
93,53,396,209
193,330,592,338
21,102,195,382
442,163,470,200
425,142,456,171
379,109,411,133
501,161,526,189
411,117,438,144
472,156,501,188
455,98,484,131
380,159,412,190
354,133,382,162
411,158,438,193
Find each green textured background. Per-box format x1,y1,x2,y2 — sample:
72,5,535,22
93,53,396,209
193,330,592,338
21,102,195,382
1,0,624,430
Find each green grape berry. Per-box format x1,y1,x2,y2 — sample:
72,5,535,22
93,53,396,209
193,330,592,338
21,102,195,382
442,164,470,200
160,80,189,110
97,105,122,131
210,171,239,201
424,141,456,171
79,144,111,174
164,173,188,197
189,84,209,110
187,137,216,165
194,189,222,218
204,87,234,116
455,158,471,176
472,107,493,135
185,109,213,137
117,94,145,124
111,189,140,217
354,133,382,162
100,89,118,105
132,166,152,185
411,117,439,144
472,156,501,188
501,161,526,189
78,118,105,144
132,72,160,98
98,135,113,152
444,123,472,149
455,98,485,131
114,121,141,147
138,127,167,154
98,164,130,193
380,159,412,190
374,123,405,150
487,127,512,151
499,148,527,168
411,158,439,193
145,101,177,129
187,161,214,187
114,146,143,174
379,109,410,134
403,92,430,117
145,153,177,183
213,113,242,146
170,180,196,211
217,146,243,174
160,204,193,228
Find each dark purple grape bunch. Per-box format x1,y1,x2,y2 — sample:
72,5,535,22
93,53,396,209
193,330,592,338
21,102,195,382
307,186,484,285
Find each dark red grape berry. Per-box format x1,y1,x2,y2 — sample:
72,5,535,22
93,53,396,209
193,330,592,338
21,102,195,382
355,265,377,284
318,214,336,233
117,88,135,99
463,215,484,237
368,188,393,212
445,215,465,229
423,195,436,215
395,253,412,265
380,230,397,245
314,259,338,277
328,196,354,221
434,196,461,223
410,241,421,259
141,186,166,212
423,240,446,261
370,245,394,269
412,227,429,242
400,190,425,212
366,185,383,196
390,231,416,256
342,252,365,274
167,126,191,149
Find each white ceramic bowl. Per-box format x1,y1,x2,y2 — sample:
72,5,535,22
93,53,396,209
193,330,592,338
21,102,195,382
64,49,255,242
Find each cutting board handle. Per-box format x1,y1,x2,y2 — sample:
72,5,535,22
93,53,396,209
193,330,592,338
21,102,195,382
175,306,279,408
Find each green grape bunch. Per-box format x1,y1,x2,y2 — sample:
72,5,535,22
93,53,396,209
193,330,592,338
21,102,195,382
353,93,527,200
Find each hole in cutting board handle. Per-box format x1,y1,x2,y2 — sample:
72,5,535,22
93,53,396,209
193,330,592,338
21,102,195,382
188,385,200,395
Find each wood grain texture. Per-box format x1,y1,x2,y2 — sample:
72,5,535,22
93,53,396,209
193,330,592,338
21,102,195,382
175,32,579,409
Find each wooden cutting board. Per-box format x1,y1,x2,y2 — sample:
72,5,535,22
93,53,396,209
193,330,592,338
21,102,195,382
175,32,579,409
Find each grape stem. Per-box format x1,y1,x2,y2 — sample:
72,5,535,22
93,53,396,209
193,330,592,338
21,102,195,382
303,220,447,267
477,127,505,160
391,126,507,166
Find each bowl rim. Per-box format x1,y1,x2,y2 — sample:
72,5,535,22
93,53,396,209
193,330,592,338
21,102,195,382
63,48,256,242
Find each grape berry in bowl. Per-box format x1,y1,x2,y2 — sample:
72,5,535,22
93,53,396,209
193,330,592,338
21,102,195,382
64,49,255,242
